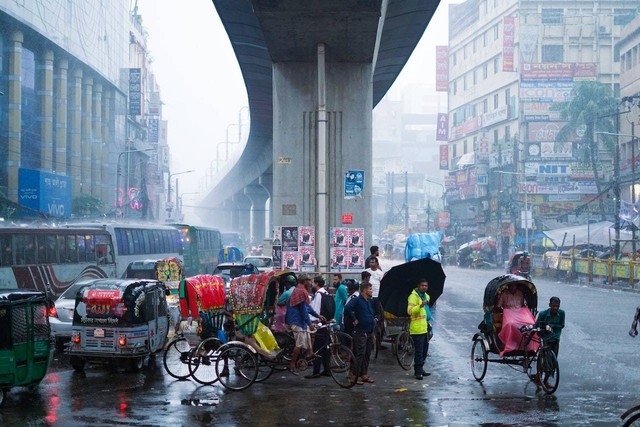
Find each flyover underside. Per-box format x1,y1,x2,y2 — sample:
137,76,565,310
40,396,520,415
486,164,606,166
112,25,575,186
204,0,440,242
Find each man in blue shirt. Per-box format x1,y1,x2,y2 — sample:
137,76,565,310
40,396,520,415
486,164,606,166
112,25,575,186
286,275,322,375
345,281,375,384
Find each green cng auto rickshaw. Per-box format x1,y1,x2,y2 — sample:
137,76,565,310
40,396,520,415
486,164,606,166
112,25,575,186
0,290,53,407
67,279,170,372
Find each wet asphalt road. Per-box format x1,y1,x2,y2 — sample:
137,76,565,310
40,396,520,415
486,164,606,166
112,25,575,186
1,264,640,426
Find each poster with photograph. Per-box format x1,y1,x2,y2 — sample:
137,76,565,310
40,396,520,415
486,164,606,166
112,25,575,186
282,227,299,251
330,248,348,270
348,248,365,270
272,227,282,246
298,226,315,247
331,227,349,247
272,245,282,270
348,228,364,248
282,251,299,271
299,246,316,272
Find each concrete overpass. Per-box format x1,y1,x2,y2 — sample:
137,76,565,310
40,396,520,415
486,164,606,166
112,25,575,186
200,0,440,268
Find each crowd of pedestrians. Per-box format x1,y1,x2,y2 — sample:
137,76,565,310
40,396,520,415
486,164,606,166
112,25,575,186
274,245,435,384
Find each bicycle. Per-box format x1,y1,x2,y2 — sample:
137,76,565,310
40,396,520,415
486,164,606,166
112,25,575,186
393,319,415,370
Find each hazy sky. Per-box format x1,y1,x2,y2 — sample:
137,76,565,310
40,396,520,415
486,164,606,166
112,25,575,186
136,0,453,222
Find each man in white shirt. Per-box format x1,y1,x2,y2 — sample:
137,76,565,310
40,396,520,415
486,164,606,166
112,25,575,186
306,276,331,379
365,257,386,349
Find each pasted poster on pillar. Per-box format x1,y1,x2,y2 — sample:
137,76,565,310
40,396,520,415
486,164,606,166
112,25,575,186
348,248,365,270
344,170,365,199
349,228,364,248
282,227,299,251
332,227,349,247
272,245,282,270
282,251,299,271
299,226,315,247
299,246,316,272
330,248,348,270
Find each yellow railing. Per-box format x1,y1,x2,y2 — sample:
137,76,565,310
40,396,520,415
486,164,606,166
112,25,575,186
540,253,638,288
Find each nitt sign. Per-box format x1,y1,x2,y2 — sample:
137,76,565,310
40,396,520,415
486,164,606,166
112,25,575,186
342,213,353,224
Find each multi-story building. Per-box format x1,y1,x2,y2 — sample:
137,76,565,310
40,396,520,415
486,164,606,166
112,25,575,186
0,2,167,221
442,0,639,258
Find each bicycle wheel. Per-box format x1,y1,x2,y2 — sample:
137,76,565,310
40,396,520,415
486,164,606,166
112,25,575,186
215,344,258,391
537,349,559,394
395,331,415,371
254,356,275,382
470,337,488,382
273,332,295,371
163,337,192,380
188,337,222,385
328,344,358,388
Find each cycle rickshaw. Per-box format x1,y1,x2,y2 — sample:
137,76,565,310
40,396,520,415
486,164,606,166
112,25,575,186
0,290,53,406
470,274,560,394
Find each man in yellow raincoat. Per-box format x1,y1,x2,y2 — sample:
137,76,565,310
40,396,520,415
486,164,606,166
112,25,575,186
407,278,432,380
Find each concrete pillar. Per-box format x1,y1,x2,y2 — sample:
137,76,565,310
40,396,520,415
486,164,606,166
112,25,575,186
101,89,112,205
54,58,69,175
272,62,373,255
232,193,251,238
244,182,269,243
7,30,23,202
81,75,93,195
218,199,234,231
91,82,102,197
39,49,54,172
259,172,273,236
69,68,83,198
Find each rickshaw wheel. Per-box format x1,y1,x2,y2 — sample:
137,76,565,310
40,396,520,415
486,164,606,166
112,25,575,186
471,337,488,381
163,337,192,380
0,388,6,407
128,356,145,373
70,356,85,372
215,344,258,391
537,349,559,394
188,338,222,385
395,331,415,371
329,344,358,389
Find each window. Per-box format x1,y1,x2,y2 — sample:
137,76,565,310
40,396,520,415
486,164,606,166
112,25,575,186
494,24,499,40
542,45,564,62
541,9,563,25
464,75,468,90
483,63,488,79
473,69,477,85
494,57,499,73
453,51,457,66
505,125,511,142
614,9,635,26
464,45,468,60
452,145,457,158
0,235,12,266
493,93,499,109
483,32,487,47
483,99,488,113
473,38,477,54
494,129,499,145
453,80,457,95
464,140,468,154
505,88,511,105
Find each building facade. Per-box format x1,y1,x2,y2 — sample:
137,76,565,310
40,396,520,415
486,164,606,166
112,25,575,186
0,2,167,220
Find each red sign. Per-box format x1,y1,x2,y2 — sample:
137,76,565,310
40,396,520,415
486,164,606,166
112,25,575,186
502,16,515,72
437,212,450,227
341,213,353,224
87,290,121,300
439,145,449,170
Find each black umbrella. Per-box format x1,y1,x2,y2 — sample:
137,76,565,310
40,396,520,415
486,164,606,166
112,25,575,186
378,258,446,317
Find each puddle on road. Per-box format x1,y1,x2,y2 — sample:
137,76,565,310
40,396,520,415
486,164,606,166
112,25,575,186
180,397,220,407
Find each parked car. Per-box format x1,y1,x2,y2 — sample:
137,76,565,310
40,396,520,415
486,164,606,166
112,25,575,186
212,262,259,293
49,280,96,350
243,256,274,272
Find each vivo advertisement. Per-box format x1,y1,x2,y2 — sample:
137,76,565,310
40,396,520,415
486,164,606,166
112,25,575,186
19,168,72,217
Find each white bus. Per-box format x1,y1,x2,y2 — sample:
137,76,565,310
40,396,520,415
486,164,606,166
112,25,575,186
66,223,183,278
0,226,117,299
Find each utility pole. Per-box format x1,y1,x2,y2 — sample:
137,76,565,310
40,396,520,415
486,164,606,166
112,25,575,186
633,121,636,259
404,171,409,233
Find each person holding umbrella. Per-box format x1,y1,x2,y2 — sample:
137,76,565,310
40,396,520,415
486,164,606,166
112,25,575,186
407,278,432,380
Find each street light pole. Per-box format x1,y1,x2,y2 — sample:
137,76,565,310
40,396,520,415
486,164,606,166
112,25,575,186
166,169,195,220
496,170,529,252
115,147,154,218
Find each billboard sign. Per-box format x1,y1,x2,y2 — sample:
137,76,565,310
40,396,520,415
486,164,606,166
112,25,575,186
128,68,142,116
436,46,449,92
18,168,72,217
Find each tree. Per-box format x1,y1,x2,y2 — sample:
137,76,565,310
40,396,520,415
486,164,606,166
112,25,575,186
72,195,104,218
557,81,618,220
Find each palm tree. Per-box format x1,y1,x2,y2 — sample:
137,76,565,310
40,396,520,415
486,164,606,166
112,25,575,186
557,81,618,220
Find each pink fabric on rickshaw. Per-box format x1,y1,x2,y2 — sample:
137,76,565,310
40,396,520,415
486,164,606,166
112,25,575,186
498,307,539,357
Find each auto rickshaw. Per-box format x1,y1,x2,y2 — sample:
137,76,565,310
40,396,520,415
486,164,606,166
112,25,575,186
0,290,53,406
67,279,170,372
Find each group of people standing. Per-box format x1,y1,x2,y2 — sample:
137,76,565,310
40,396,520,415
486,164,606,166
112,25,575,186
275,245,436,384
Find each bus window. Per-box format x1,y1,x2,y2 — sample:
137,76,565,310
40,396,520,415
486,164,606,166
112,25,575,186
0,235,12,266
36,235,46,264
57,235,66,262
66,235,78,263
96,235,114,265
15,234,36,265
85,234,96,262
46,234,59,263
77,235,87,262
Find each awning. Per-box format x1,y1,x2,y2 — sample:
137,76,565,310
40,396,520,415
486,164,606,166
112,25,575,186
457,152,475,167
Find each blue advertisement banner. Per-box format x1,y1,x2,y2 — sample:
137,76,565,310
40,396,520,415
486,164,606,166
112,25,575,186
19,168,72,217
148,118,159,143
129,68,142,116
344,170,365,199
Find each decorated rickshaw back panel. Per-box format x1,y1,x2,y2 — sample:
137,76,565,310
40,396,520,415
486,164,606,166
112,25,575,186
229,273,270,336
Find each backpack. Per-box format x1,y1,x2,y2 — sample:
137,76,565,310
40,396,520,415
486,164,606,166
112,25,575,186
320,292,336,321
